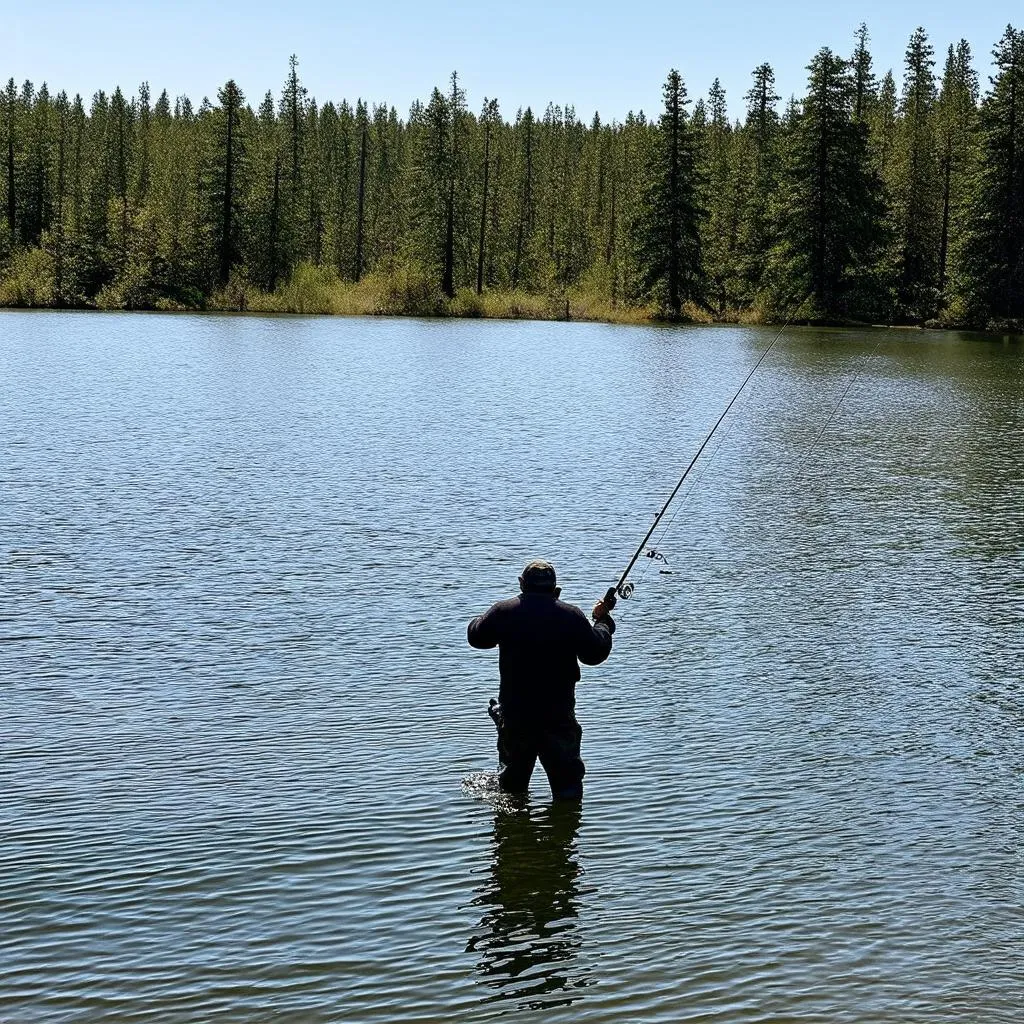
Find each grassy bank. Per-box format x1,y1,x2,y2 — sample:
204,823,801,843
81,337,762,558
210,264,668,325
3,260,1021,335
0,258,704,326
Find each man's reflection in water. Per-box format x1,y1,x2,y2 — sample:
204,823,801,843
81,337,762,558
467,801,592,1010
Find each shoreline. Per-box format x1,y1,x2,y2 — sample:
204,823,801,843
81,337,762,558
2,300,1021,339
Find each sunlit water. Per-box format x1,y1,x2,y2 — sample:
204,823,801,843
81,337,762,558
2,311,1022,1022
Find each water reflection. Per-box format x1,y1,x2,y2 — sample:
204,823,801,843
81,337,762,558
467,802,592,1011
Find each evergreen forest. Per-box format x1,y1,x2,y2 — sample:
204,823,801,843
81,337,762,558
2,24,1023,330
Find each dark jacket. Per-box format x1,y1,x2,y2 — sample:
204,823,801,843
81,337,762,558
467,592,614,722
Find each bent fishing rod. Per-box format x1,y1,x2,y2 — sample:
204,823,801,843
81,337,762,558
597,293,810,616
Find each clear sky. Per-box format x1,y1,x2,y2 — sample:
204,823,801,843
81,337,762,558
6,1,1021,120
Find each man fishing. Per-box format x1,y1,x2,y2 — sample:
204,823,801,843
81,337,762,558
467,560,616,801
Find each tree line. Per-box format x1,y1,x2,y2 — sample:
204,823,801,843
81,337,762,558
1,24,1022,329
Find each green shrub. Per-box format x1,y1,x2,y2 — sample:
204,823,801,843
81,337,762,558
0,247,56,307
274,263,339,314
452,288,484,317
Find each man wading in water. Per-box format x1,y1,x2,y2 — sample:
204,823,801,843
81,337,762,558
467,560,616,800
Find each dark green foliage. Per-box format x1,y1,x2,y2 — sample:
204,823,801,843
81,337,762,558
700,78,743,312
891,27,941,319
852,23,877,122
768,49,885,319
211,80,245,286
734,63,781,303
0,31,1021,329
634,69,703,317
935,41,978,298
412,83,457,296
476,98,500,294
2,79,16,246
960,27,1024,326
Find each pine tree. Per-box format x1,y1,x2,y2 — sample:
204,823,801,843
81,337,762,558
108,86,134,278
892,27,941,319
476,97,499,294
935,42,978,298
279,55,307,271
212,80,245,285
699,78,741,312
24,82,53,247
64,93,86,293
412,74,470,298
243,91,284,290
145,89,179,297
2,79,16,245
869,72,899,180
634,69,703,317
616,110,654,302
76,90,113,298
852,23,877,121
735,63,781,303
367,104,406,272
481,105,509,290
511,107,537,289
769,48,884,319
960,26,1024,325
135,82,152,204
323,99,354,277
444,73,468,297
305,100,325,266
354,100,368,280
50,91,71,300
414,86,454,297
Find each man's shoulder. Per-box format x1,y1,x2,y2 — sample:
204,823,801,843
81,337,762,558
482,596,522,616
554,598,588,621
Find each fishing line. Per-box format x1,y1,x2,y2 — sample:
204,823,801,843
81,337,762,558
599,293,811,613
784,337,883,488
612,401,750,625
607,326,883,624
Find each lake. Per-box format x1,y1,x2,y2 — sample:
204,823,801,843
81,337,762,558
1,311,1022,1022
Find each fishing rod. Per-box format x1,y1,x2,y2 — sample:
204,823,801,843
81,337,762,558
597,292,811,616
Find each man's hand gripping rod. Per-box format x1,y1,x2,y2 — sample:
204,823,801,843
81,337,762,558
592,586,618,622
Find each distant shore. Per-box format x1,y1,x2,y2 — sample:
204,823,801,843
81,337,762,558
3,279,1020,338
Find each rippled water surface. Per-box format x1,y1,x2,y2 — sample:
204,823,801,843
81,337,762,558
2,311,1023,1022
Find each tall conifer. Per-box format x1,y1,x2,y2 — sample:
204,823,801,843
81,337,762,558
635,69,703,317
935,42,978,297
960,27,1024,324
769,49,884,318
892,27,941,318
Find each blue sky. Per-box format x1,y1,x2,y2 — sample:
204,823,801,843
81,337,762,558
6,1,1021,120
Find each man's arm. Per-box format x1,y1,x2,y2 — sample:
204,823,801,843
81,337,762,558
468,603,502,649
576,608,614,665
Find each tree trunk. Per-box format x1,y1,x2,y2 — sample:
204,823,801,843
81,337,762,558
268,154,281,290
937,143,951,293
354,122,367,281
55,110,66,301
219,91,235,286
476,122,491,295
512,122,532,288
668,88,681,317
442,175,455,298
7,121,15,236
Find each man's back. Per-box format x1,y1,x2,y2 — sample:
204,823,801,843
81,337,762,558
468,590,613,722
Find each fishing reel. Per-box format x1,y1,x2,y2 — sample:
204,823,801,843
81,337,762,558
600,549,668,616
